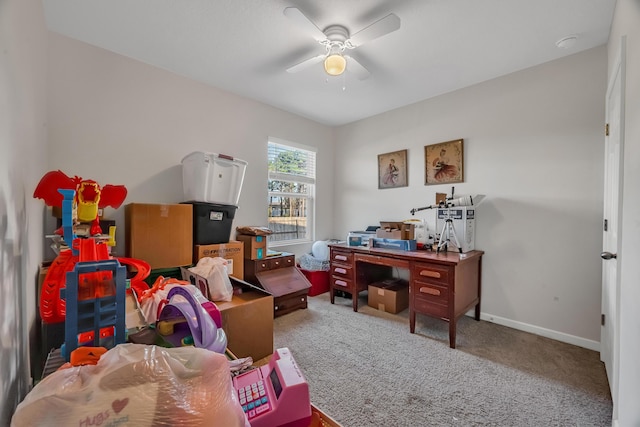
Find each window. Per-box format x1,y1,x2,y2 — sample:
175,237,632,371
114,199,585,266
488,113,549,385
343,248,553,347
267,138,316,246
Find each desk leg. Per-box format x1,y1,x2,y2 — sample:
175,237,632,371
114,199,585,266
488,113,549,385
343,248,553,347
352,291,358,312
449,321,456,349
474,257,482,321
409,309,415,333
329,287,335,304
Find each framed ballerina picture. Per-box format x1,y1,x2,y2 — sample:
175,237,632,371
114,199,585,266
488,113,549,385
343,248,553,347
425,139,464,185
378,149,408,189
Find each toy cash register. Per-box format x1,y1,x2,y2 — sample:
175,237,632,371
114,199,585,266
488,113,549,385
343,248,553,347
233,348,311,427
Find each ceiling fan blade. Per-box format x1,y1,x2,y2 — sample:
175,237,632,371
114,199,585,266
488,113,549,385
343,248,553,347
286,54,326,73
283,7,327,41
345,55,370,80
349,13,401,47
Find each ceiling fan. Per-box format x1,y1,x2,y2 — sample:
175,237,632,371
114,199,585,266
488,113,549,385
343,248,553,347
283,7,401,80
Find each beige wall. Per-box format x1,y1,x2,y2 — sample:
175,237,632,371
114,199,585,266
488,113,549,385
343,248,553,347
0,0,48,422
47,32,335,258
335,47,607,349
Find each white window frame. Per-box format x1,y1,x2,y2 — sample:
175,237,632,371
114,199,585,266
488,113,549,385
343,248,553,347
267,137,316,247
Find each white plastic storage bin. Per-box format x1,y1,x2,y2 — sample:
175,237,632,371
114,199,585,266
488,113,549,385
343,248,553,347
181,152,248,206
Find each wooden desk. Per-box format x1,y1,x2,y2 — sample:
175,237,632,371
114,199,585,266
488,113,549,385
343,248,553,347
328,244,484,348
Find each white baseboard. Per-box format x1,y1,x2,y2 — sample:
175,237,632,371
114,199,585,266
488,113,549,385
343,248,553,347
472,311,601,352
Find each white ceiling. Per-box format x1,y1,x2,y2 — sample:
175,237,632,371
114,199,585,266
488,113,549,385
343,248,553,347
41,0,615,127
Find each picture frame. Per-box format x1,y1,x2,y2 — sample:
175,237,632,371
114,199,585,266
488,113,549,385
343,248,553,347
378,149,408,189
424,139,464,185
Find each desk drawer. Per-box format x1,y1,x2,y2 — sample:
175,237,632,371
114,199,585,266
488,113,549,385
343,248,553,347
330,263,353,279
330,250,353,264
413,263,451,285
413,298,449,320
331,276,353,292
274,290,308,317
413,282,449,306
270,255,295,270
252,256,296,273
252,259,271,273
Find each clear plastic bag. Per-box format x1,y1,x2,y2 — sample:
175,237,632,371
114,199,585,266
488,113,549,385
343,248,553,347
299,253,330,271
188,257,234,302
11,344,249,427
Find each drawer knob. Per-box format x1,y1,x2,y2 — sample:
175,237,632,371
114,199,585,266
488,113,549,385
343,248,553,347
335,255,347,261
335,267,347,274
419,286,441,296
419,270,441,279
335,280,347,287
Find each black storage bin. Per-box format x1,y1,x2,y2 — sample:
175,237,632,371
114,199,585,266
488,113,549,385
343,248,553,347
184,201,237,245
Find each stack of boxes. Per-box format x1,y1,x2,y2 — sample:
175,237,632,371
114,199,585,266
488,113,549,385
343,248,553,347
236,234,268,260
181,151,249,278
122,152,275,361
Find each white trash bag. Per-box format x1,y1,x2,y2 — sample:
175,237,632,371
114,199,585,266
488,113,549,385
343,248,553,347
189,256,234,302
11,344,249,427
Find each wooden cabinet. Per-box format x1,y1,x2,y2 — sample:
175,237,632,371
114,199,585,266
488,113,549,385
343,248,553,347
244,254,296,280
328,244,483,348
244,253,310,317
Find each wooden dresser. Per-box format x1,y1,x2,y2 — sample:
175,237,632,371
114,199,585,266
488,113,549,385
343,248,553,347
244,253,311,317
329,243,483,348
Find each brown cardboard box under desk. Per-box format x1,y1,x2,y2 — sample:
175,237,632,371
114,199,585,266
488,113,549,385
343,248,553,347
193,241,244,280
125,203,193,269
368,279,409,314
216,279,274,361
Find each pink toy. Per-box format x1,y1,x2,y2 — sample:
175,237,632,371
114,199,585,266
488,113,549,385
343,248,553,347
232,348,311,427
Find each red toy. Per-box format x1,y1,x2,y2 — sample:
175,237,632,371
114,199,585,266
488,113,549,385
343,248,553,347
34,171,151,324
40,238,151,324
33,170,128,236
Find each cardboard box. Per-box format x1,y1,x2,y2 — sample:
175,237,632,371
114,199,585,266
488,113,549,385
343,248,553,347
193,241,244,280
370,238,417,251
125,203,193,269
376,221,415,240
216,278,274,361
236,234,268,260
368,279,409,314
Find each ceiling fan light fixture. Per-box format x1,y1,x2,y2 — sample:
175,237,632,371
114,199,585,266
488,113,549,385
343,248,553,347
324,53,346,76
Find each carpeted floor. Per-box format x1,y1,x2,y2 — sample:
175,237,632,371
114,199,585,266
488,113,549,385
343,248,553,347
273,293,612,427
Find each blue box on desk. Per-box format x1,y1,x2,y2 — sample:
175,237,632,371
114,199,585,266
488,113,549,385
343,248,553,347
370,238,417,251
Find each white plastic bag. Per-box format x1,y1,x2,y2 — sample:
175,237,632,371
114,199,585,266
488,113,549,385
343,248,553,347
189,257,233,302
11,344,249,427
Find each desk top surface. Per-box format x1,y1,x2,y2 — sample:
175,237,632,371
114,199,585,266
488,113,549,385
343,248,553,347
329,243,483,265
